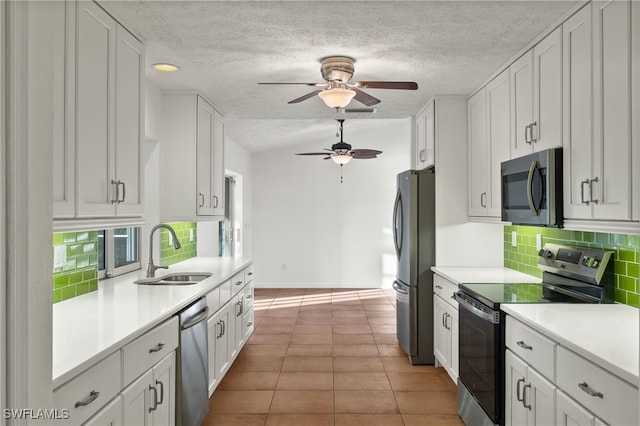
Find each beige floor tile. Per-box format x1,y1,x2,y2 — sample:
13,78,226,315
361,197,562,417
276,372,333,390
333,372,391,390
264,307,300,317
282,356,333,372
402,414,465,425
370,325,396,334
246,333,291,345
387,371,451,391
331,310,367,318
395,391,458,414
229,355,284,372
365,311,396,318
377,344,406,357
259,317,297,325
333,357,384,372
296,317,334,325
335,414,404,426
331,304,364,311
287,344,334,357
203,413,268,426
332,334,375,345
240,344,288,357
290,333,334,345
382,357,436,373
265,414,334,426
368,317,397,326
298,310,332,318
334,390,399,414
373,334,398,345
254,324,294,334
331,317,370,326
217,371,279,391
332,344,379,357
333,325,372,335
269,390,334,413
293,325,333,335
209,391,274,413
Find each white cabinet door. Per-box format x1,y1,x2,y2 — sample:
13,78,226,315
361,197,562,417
467,88,488,216
230,293,245,360
486,69,511,217
505,350,528,426
84,396,122,426
196,96,214,216
151,352,176,426
563,4,593,220
415,113,426,169
533,26,563,152
212,110,225,216
213,304,231,380
556,390,598,426
114,25,144,217
75,1,117,217
122,369,153,426
424,102,435,168
207,315,219,396
433,295,451,371
510,50,534,159
592,0,633,220
449,306,459,380
526,365,555,426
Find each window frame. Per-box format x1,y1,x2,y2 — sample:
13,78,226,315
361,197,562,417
98,227,141,279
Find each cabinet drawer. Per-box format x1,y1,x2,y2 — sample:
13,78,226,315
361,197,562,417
505,316,555,380
433,274,458,308
218,280,231,305
206,286,221,314
122,316,179,386
244,264,255,283
243,308,254,340
53,351,121,425
230,271,245,296
243,282,254,310
556,346,638,426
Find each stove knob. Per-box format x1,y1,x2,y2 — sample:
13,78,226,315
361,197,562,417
538,249,545,257
545,250,554,259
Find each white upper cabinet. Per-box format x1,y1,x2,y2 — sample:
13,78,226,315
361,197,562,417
510,27,562,159
162,94,225,221
414,101,435,170
563,1,639,223
467,88,488,217
56,1,144,220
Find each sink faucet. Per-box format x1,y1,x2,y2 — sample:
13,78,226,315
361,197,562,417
147,224,182,278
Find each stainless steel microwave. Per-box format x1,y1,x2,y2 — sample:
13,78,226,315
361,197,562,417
501,148,563,227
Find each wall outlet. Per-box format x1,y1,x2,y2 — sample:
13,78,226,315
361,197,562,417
536,234,542,251
511,231,517,247
189,228,194,242
53,245,67,268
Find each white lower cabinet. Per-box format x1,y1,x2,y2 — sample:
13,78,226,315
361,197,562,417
212,303,232,384
433,274,459,383
505,349,555,426
83,396,122,426
556,390,608,426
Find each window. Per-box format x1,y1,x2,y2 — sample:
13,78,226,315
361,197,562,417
98,227,140,278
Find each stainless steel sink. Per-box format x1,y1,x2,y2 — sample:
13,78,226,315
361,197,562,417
134,272,212,285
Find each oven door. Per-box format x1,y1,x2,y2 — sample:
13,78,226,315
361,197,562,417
455,292,501,425
501,148,562,227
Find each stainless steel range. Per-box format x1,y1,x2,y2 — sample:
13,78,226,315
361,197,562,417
454,243,614,426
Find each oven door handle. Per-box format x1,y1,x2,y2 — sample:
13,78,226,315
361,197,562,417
526,160,540,217
392,280,409,295
454,292,499,324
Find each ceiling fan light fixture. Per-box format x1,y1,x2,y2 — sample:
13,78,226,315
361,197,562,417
318,88,356,108
331,154,353,165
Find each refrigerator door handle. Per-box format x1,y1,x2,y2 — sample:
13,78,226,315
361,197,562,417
392,189,403,260
392,280,409,295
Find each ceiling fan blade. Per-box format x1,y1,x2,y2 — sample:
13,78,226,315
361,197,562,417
352,88,381,106
258,82,325,86
351,149,382,157
354,81,418,90
296,152,333,156
288,89,323,104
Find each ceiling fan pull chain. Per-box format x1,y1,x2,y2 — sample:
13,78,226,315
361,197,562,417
340,164,343,184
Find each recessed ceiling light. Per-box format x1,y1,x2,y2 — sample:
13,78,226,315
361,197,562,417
152,63,181,72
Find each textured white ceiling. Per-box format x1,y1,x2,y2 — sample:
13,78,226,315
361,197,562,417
101,0,581,151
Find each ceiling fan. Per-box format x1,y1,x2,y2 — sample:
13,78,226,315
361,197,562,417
259,56,418,109
296,119,382,182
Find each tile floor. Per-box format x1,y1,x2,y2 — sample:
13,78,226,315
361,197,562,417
204,288,464,426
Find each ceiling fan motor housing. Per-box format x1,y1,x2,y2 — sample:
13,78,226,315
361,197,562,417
320,56,355,84
331,141,352,153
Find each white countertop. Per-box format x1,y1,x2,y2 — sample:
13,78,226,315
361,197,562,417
502,303,639,386
52,256,251,388
431,266,541,285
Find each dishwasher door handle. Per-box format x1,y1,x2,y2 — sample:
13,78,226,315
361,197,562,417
181,307,210,330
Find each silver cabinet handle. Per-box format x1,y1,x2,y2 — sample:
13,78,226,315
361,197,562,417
149,342,165,353
523,383,532,410
75,390,100,408
236,280,243,286
516,340,533,350
247,322,253,327
111,180,119,204
246,295,253,300
119,181,126,203
578,382,603,398
442,312,447,327
247,272,254,276
221,319,226,336
216,321,223,339
524,125,531,144
213,195,219,208
148,385,158,412
480,192,486,208
435,284,443,290
580,179,590,205
589,177,599,204
155,379,164,405
198,192,205,207
530,121,537,143
516,378,525,403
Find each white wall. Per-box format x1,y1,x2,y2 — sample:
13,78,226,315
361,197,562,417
143,81,162,265
253,119,411,288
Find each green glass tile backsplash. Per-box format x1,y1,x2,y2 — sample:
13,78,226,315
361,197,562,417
52,230,99,303
160,222,197,266
504,225,639,307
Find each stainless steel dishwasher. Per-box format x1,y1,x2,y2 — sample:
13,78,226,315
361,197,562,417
176,297,209,426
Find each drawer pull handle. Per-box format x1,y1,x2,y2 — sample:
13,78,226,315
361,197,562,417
247,272,254,276
516,378,525,402
516,341,533,350
435,285,443,290
246,295,252,299
578,382,603,398
236,281,243,286
75,390,100,408
247,322,253,327
149,343,165,353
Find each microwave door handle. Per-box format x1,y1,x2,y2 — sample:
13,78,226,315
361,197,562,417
526,160,540,216
392,190,402,259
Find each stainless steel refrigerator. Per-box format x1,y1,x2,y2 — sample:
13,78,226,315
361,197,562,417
392,168,435,365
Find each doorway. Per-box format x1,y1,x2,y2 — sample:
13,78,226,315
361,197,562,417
219,173,243,257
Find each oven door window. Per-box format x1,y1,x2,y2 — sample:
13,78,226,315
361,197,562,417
458,304,499,423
